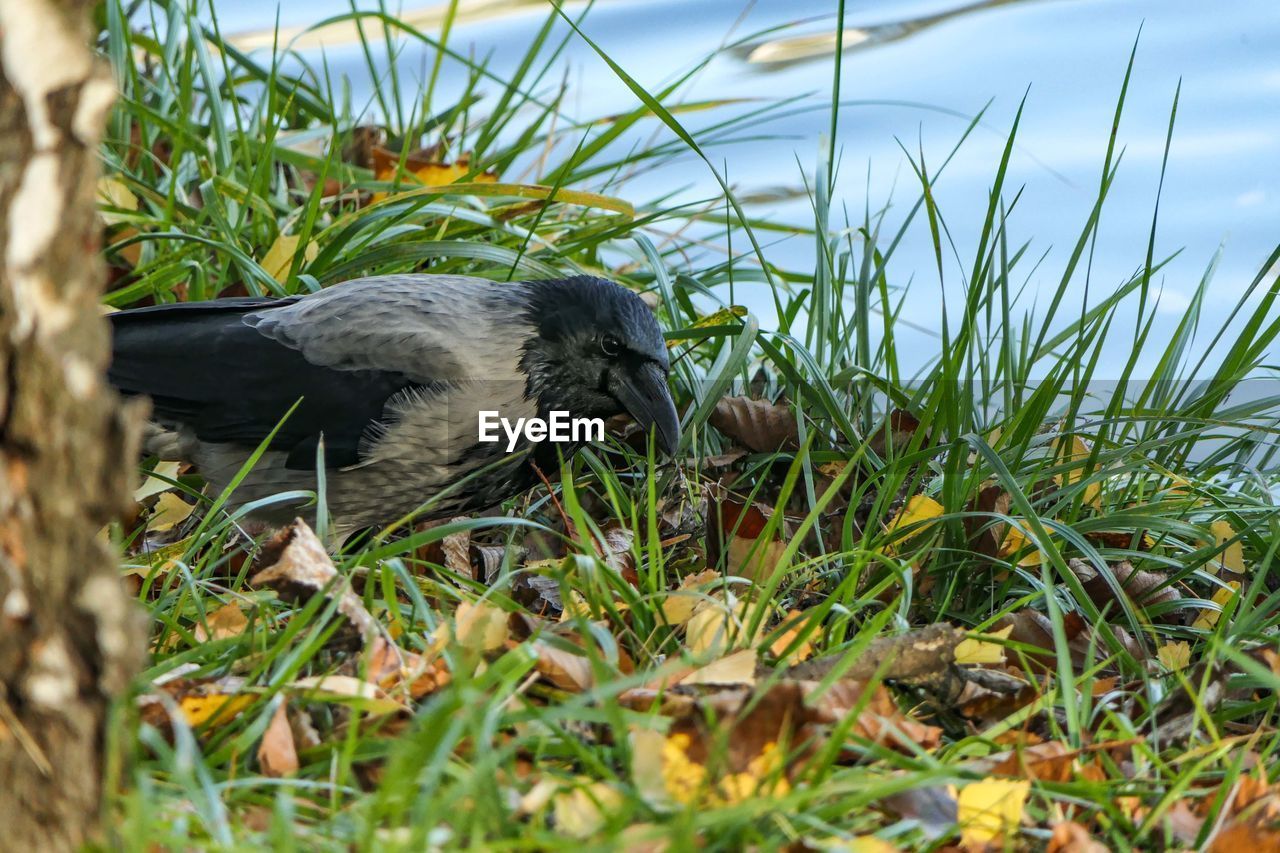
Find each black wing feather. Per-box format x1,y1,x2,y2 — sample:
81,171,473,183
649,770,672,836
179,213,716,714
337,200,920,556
108,298,418,469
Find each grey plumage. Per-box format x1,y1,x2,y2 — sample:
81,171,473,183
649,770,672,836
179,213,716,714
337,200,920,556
109,273,679,537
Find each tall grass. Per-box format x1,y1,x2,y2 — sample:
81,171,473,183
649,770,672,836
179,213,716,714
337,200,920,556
99,1,1279,849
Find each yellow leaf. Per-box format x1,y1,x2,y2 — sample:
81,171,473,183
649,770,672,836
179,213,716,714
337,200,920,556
134,460,182,502
726,532,789,582
149,491,194,532
998,523,1044,568
370,155,498,202
958,778,1030,849
1192,582,1240,630
193,602,249,643
955,625,1014,665
259,233,317,284
96,175,137,224
179,692,253,728
1210,521,1246,575
1157,640,1191,671
288,675,405,715
629,727,671,807
665,305,749,347
454,601,509,652
1054,434,1102,510
686,592,765,656
677,648,757,686
767,609,816,665
883,495,943,555
552,782,623,839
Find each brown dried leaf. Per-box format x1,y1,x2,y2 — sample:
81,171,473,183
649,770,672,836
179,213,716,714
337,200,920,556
441,522,473,578
251,519,378,647
531,638,594,692
1047,821,1109,853
708,396,798,453
1066,558,1182,617
257,701,299,778
1208,793,1280,851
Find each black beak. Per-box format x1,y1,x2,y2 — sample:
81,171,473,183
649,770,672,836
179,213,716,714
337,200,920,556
613,361,680,456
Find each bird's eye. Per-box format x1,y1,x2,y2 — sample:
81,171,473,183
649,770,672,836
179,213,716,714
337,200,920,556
600,334,622,356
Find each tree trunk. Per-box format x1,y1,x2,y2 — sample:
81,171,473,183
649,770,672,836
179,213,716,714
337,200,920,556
0,1,145,848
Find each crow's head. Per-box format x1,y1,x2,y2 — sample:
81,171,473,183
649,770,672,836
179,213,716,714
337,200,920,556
522,276,680,454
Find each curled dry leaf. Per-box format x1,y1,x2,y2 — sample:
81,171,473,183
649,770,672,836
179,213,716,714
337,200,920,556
868,408,924,458
257,700,299,778
595,523,638,585
965,485,1043,567
994,608,1145,672
708,395,799,453
1066,558,1181,617
251,519,379,647
440,522,473,579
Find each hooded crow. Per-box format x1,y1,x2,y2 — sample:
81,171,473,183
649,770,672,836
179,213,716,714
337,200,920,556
108,273,680,535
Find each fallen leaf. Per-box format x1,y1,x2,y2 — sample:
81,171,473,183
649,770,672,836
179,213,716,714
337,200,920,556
712,497,790,582
708,396,798,453
440,523,473,578
984,740,1076,783
1157,640,1191,671
1210,520,1247,575
251,520,379,647
530,638,594,692
957,778,1029,850
879,786,958,842
677,648,757,686
1066,558,1182,618
148,492,194,533
257,701,299,777
954,625,1014,665
1192,582,1240,630
259,233,317,284
193,602,249,643
1047,821,1108,853
883,495,943,554
288,675,405,715
766,609,816,665
1054,434,1102,510
134,460,182,502
370,147,497,201
455,601,509,652
552,782,623,838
